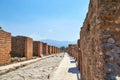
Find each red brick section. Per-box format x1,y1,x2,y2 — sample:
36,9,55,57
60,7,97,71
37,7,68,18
33,41,43,57
42,43,48,56
53,46,56,53
55,47,57,54
51,46,54,54
11,36,33,59
48,45,52,55
0,29,11,65
56,48,59,53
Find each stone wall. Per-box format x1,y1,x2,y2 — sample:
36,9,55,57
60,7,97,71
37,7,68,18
68,44,78,61
77,39,81,70
0,29,11,65
33,41,43,57
80,0,120,80
11,36,33,59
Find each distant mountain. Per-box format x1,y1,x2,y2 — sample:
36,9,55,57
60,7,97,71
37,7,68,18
41,39,76,48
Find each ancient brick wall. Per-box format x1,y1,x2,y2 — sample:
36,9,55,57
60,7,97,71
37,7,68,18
51,46,54,54
42,43,48,55
48,45,52,55
80,0,120,80
0,29,11,65
57,48,59,53
54,47,56,53
55,47,57,53
11,36,33,59
33,41,43,57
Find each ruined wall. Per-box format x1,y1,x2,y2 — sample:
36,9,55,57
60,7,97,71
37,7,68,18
68,44,72,55
48,45,52,55
80,0,120,80
11,36,33,59
42,43,48,55
33,41,43,57
77,39,81,70
0,29,11,65
55,47,57,53
68,44,78,61
51,46,54,54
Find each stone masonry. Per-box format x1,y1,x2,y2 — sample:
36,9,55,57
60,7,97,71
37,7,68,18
68,44,78,61
11,36,33,59
77,39,81,69
0,29,11,65
33,41,43,57
80,0,120,80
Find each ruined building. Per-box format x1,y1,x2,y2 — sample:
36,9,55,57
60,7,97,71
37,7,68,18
11,36,33,59
80,0,120,80
48,45,52,55
42,43,48,55
33,41,43,57
68,44,79,61
0,28,11,65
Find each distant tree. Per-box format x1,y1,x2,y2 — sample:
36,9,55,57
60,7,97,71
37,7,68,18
60,46,66,51
60,46,68,51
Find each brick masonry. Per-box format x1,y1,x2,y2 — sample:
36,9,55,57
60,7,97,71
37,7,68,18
48,45,52,55
0,29,11,65
11,36,33,59
33,41,43,57
42,43,48,56
51,46,53,54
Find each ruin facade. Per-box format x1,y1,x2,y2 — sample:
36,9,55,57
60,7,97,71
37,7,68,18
80,0,120,80
11,36,33,59
0,29,11,65
42,43,48,55
33,41,43,57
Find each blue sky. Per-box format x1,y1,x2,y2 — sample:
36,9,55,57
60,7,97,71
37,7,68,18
0,0,89,41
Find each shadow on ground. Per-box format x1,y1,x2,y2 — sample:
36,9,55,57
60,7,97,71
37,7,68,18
68,67,78,73
70,61,76,63
68,67,80,80
68,56,81,80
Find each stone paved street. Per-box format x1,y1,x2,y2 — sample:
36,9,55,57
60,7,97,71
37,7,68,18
0,53,64,80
